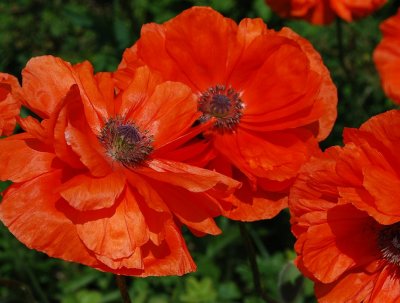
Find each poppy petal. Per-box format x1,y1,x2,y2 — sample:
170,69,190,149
73,62,111,132
0,94,19,136
363,166,400,223
374,10,400,104
106,222,196,277
315,268,376,303
129,80,198,148
149,180,222,235
21,56,76,118
369,264,400,302
0,170,99,267
75,186,149,261
0,134,56,182
224,174,288,221
59,171,126,211
214,128,314,181
138,159,240,193
302,204,378,283
120,66,163,119
65,118,111,177
278,27,337,140
137,7,237,91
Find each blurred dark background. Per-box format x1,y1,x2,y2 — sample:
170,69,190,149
0,0,399,302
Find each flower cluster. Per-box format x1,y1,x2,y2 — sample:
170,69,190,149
115,7,337,221
0,7,336,277
0,58,242,276
1,2,400,302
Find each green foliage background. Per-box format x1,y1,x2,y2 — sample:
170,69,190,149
0,0,399,302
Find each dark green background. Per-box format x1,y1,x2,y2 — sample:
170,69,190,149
0,0,399,302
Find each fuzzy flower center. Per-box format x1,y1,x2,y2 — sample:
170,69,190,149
198,84,244,133
378,222,400,266
98,117,153,167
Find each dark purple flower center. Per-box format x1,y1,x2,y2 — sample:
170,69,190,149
378,222,400,266
198,84,243,133
98,117,153,167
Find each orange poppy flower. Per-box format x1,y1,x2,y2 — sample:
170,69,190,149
0,56,239,276
289,109,400,301
0,73,21,136
265,0,387,24
115,7,337,221
374,10,400,105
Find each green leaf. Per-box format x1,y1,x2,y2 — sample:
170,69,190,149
180,277,218,303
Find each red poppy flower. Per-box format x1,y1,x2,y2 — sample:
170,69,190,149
0,56,239,276
289,109,400,301
115,7,337,221
265,0,387,24
374,10,400,105
0,73,21,136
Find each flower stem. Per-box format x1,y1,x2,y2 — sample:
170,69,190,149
115,275,132,303
239,222,277,303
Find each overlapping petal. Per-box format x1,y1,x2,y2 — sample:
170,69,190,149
0,73,21,136
374,9,400,105
0,54,240,276
116,6,337,221
289,109,400,301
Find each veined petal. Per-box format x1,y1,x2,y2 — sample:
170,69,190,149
148,180,222,235
59,171,126,211
363,166,400,223
73,62,111,133
315,267,377,303
65,122,111,176
120,66,163,118
75,186,149,260
223,173,288,221
138,159,240,193
101,222,196,277
135,7,238,92
0,134,56,183
21,56,76,118
302,204,378,284
0,170,99,267
129,80,199,148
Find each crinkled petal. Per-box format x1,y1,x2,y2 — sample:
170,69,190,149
21,56,76,118
59,171,126,211
278,27,337,140
0,170,99,267
127,77,199,148
137,7,238,91
75,186,149,261
315,266,377,303
102,222,196,277
138,159,240,193
301,204,378,283
374,10,400,104
363,166,400,223
0,134,56,182
148,180,222,235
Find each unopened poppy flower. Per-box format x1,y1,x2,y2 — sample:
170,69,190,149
0,73,21,136
374,10,400,104
115,6,337,221
290,109,400,301
265,0,387,25
0,56,239,276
